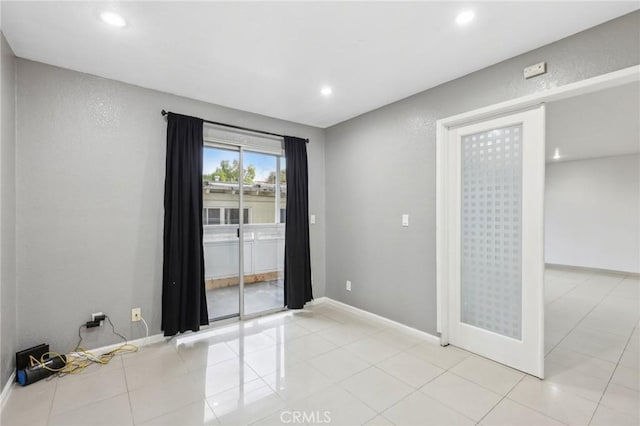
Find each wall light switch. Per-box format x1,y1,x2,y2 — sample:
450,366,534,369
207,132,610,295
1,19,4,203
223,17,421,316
310,214,316,225
402,214,409,227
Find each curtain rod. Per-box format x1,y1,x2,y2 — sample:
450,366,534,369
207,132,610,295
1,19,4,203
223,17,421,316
161,110,309,143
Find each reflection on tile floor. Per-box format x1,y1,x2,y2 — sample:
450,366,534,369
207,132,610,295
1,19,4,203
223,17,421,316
206,280,284,319
541,268,639,426
1,268,638,425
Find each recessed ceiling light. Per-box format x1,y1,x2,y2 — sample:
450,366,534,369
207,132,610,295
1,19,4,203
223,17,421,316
553,148,561,160
456,10,475,25
320,86,332,96
100,11,126,28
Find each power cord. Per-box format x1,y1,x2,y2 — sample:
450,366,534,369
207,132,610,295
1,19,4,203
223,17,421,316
28,314,138,378
139,315,149,346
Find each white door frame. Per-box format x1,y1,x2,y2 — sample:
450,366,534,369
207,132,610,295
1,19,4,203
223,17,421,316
436,65,640,346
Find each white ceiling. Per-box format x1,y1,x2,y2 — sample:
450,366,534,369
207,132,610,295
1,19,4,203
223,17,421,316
2,2,638,128
547,81,640,163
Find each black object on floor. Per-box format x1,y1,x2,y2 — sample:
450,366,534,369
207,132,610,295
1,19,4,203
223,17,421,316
17,354,66,386
15,343,49,377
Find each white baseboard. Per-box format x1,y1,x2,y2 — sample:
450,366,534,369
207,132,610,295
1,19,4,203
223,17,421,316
69,332,167,358
0,370,16,411
308,296,329,306
317,297,441,345
546,263,640,277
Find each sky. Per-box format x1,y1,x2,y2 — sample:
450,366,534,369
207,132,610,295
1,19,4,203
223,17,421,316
203,147,285,182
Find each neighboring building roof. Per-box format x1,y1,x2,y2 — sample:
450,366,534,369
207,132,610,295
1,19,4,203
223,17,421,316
204,181,286,195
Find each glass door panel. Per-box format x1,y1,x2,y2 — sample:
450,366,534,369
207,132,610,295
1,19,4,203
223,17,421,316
461,124,523,339
242,151,285,316
202,146,241,321
447,106,545,378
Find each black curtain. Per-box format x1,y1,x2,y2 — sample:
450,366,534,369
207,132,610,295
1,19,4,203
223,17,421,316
284,136,313,309
162,113,209,336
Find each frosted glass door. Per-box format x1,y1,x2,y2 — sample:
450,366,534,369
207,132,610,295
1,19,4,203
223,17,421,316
461,124,523,339
446,106,545,378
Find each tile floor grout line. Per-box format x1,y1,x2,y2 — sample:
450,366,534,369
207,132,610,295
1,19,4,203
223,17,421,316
335,342,458,418
545,273,628,356
443,368,511,397
333,365,403,416
375,387,422,419
312,341,452,405
544,274,580,305
492,396,572,426
46,368,130,421
381,355,447,391
547,271,636,425
470,371,529,426
121,358,137,426
389,386,479,425
260,314,396,418
545,272,634,425
587,321,638,425
351,359,466,423
44,376,59,425
310,323,469,403
216,376,285,426
499,376,579,426
138,378,216,425
125,344,231,425
361,411,385,425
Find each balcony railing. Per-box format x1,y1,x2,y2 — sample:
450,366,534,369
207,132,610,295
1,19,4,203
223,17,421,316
203,224,285,280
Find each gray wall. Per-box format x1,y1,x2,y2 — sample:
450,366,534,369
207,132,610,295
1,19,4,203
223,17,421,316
1,32,17,386
545,155,640,274
324,11,640,335
15,59,326,352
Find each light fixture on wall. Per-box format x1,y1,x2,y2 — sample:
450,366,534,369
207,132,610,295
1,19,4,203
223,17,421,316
456,10,475,26
100,11,127,28
320,86,333,96
553,148,561,160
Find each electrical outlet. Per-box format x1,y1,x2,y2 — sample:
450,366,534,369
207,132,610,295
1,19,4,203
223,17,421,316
346,280,351,291
131,308,141,322
91,312,104,327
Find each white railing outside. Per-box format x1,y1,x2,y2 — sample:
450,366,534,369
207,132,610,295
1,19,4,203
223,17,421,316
203,224,285,280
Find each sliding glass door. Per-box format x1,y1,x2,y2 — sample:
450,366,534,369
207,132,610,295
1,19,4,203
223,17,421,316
242,151,286,316
202,144,286,321
202,146,243,320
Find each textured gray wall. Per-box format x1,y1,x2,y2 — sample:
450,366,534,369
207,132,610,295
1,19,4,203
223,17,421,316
325,11,640,335
16,59,326,353
1,32,17,387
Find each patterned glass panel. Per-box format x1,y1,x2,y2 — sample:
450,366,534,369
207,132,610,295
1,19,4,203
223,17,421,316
461,124,522,339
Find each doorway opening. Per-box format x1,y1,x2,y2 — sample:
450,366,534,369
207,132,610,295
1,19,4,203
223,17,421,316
542,80,639,407
436,65,639,381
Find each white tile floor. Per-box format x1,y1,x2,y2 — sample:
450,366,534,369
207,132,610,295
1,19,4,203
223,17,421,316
1,268,638,426
542,268,639,426
206,280,284,320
